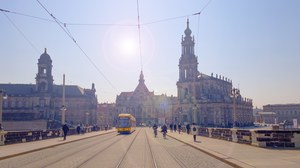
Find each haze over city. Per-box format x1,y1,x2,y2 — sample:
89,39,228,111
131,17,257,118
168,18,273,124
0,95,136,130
1,0,299,108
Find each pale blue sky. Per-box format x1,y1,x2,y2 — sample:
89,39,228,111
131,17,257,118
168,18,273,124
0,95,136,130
1,0,299,108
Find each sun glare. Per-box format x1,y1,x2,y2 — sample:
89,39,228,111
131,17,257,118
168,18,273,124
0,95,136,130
120,38,138,57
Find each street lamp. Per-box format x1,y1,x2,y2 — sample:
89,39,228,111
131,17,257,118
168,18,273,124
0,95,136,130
193,104,198,124
178,110,182,124
0,89,8,130
85,112,90,125
232,88,240,128
60,105,66,125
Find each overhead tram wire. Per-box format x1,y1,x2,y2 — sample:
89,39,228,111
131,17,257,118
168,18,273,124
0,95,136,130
141,13,199,26
195,0,212,55
36,0,119,94
136,0,143,71
1,8,202,28
0,8,55,23
1,10,40,54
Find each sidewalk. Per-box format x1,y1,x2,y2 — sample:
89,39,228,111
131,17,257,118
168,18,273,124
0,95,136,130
0,129,116,160
167,131,300,168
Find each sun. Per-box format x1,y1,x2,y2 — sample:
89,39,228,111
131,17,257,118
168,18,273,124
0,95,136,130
119,37,138,57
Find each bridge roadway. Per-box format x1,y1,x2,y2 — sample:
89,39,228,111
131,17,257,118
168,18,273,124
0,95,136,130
0,128,300,168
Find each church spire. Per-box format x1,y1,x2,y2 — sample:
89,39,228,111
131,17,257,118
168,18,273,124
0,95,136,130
139,71,145,84
178,19,198,82
184,18,192,37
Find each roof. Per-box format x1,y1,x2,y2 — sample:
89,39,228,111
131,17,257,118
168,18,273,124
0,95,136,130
0,84,86,97
53,85,85,97
0,84,35,95
133,71,150,93
119,92,133,97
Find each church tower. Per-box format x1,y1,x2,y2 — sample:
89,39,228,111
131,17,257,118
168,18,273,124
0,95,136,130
35,48,54,93
178,19,198,82
177,19,199,101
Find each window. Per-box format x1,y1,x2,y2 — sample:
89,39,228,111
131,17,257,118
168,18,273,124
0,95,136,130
118,118,130,127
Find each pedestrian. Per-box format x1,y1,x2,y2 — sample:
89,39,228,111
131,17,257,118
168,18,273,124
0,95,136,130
161,124,168,139
62,124,69,140
173,124,177,132
178,123,182,134
153,123,158,137
186,124,190,134
76,124,81,134
191,123,197,142
169,123,173,132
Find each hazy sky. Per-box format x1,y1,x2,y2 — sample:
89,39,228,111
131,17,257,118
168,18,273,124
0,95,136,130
1,0,299,108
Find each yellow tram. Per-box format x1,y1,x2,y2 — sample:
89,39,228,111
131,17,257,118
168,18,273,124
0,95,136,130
116,113,136,134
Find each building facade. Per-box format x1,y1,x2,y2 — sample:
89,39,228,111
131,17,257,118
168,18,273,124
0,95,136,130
175,20,253,127
116,71,175,126
97,103,116,127
262,104,300,124
0,49,97,129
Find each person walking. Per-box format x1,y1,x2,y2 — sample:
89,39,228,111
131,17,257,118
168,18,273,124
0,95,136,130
186,124,191,134
173,124,177,132
178,123,182,134
153,123,158,137
169,123,173,132
191,123,197,142
76,124,81,134
62,124,69,140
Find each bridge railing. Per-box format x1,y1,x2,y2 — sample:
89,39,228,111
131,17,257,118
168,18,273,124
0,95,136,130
3,126,112,145
180,126,300,148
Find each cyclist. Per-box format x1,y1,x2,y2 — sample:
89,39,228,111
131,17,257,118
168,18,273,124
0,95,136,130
161,124,168,139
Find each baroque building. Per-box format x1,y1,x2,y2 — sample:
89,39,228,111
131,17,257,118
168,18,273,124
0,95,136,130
0,49,97,129
175,20,253,127
116,71,174,126
262,104,300,125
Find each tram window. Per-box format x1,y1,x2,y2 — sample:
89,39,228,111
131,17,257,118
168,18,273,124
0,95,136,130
118,118,130,127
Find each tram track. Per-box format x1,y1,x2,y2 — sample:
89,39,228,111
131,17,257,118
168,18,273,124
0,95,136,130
75,131,136,168
115,129,141,168
145,129,158,168
39,132,120,168
115,128,158,168
0,128,233,168
8,132,120,168
153,130,189,168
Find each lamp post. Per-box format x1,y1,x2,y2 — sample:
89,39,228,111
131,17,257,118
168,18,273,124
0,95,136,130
0,89,8,130
193,104,198,124
85,112,90,125
178,110,182,124
61,74,66,125
60,105,66,125
232,88,240,128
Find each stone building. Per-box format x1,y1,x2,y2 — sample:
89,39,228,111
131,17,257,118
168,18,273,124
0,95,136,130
0,49,97,130
262,104,300,125
175,20,253,127
116,71,174,126
97,103,116,127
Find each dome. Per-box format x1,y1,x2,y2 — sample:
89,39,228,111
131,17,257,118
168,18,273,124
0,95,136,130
39,48,52,63
184,19,192,36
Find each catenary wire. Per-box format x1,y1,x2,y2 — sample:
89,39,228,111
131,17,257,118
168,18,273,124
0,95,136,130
1,10,40,54
136,0,143,71
195,0,212,55
36,0,119,94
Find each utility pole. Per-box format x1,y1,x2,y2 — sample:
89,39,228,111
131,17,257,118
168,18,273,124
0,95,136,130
232,88,239,127
61,74,66,125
